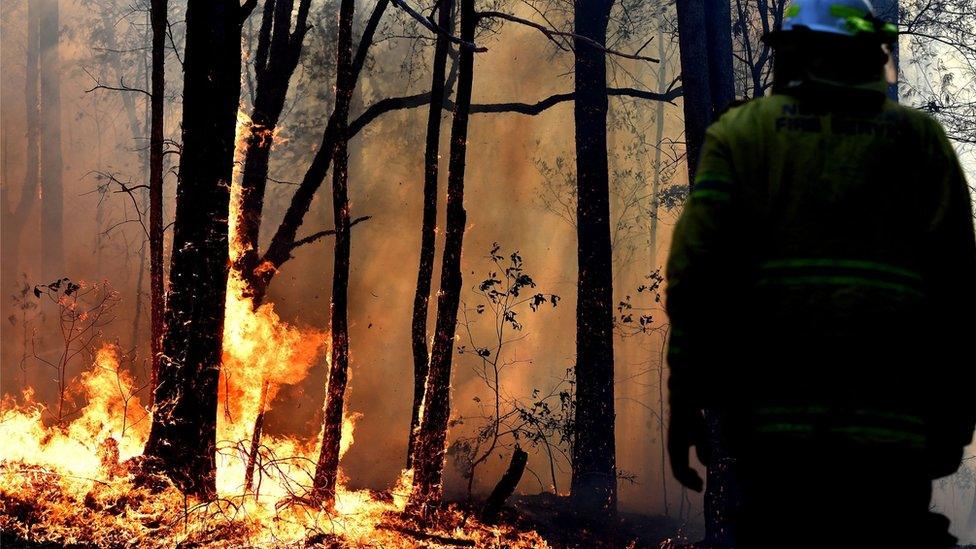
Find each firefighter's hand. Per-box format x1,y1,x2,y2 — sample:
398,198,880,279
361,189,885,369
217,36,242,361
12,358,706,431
668,402,706,492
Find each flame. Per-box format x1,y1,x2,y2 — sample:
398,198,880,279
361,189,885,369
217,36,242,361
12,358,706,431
0,110,549,547
0,346,148,480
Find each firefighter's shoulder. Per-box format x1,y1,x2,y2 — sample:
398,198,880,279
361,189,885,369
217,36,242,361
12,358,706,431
881,99,955,153
707,97,770,138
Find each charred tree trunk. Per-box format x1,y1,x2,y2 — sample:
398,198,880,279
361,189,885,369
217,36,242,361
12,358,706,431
705,0,735,114
148,0,168,396
675,0,711,185
570,0,617,515
1,1,39,298
235,0,311,298
310,0,356,507
143,0,244,498
248,0,389,306
479,448,528,524
703,4,737,546
407,0,455,471
39,0,63,279
406,0,476,517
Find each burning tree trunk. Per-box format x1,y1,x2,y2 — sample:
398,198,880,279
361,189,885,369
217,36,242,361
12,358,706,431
235,0,311,298
570,0,617,515
310,0,356,507
407,0,455,470
233,0,312,492
143,0,246,498
39,0,63,279
406,0,476,517
1,1,39,300
148,0,168,399
242,0,389,494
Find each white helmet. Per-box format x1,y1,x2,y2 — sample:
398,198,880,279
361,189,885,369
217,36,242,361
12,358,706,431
776,0,897,43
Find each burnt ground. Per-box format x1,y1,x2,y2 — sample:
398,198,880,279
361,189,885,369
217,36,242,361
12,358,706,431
504,493,703,548
502,493,976,549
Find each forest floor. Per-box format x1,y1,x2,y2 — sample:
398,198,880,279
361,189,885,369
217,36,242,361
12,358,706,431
505,493,703,548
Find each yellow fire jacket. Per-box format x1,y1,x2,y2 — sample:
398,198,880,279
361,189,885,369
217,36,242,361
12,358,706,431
665,86,976,463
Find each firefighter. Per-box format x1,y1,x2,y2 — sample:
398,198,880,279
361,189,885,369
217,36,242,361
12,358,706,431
665,0,976,546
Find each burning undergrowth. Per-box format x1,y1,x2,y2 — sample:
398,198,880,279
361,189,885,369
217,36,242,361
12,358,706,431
0,205,549,548
0,290,549,547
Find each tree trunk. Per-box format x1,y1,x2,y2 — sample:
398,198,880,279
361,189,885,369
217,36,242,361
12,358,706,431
407,0,454,471
675,0,711,185
570,0,617,515
241,0,384,494
676,3,738,544
235,0,311,300
237,0,305,487
143,0,243,498
310,0,356,507
705,6,737,546
39,0,63,280
705,0,735,114
148,0,168,397
244,379,271,492
406,0,475,517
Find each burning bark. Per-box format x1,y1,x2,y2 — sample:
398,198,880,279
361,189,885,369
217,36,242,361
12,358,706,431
142,0,245,498
234,0,311,302
232,0,313,493
408,0,455,471
406,0,476,517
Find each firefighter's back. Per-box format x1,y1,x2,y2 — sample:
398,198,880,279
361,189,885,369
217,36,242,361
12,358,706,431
718,94,962,547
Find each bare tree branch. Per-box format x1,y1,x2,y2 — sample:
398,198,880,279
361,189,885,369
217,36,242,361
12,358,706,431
479,11,660,62
391,0,486,51
289,215,372,252
349,84,683,135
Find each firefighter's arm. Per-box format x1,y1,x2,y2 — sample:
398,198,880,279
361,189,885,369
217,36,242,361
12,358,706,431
665,123,739,491
924,119,976,455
